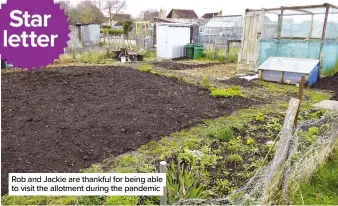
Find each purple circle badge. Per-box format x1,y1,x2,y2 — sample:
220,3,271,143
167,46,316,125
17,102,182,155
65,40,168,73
0,0,70,69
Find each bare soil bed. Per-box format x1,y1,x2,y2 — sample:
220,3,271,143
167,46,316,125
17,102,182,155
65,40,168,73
152,61,222,70
1,66,261,194
219,77,256,87
312,73,338,100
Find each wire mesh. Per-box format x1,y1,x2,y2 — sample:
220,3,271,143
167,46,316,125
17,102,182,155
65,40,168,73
171,112,338,205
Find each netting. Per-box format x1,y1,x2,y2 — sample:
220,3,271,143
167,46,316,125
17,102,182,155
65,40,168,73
172,112,338,205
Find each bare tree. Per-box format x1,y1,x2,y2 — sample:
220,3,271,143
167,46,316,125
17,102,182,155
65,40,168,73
74,1,105,24
57,0,78,24
139,9,167,21
93,0,104,11
140,9,157,21
104,0,127,26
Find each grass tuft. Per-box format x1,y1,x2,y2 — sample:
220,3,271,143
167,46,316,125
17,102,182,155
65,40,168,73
138,64,158,74
207,126,234,142
227,154,243,164
201,76,211,88
209,86,244,98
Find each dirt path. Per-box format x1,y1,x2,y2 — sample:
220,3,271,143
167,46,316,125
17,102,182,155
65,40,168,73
1,66,261,194
151,61,222,70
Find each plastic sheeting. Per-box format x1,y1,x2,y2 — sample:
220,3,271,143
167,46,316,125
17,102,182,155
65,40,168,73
259,39,338,73
260,57,320,73
257,6,338,74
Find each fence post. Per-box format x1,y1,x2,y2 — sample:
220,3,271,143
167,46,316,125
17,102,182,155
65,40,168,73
294,76,305,127
159,161,167,205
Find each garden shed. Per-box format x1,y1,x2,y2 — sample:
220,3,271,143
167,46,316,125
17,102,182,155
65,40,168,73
75,24,100,46
156,23,192,59
239,3,338,75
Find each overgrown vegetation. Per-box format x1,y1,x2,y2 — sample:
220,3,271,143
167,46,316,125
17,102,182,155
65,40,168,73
56,50,115,65
291,147,338,205
298,126,319,144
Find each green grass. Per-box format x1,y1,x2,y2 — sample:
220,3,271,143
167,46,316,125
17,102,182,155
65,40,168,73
138,64,158,74
1,196,78,205
256,80,330,111
207,125,234,142
291,148,338,205
209,86,244,98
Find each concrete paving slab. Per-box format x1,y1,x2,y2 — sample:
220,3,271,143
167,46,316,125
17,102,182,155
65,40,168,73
314,100,338,111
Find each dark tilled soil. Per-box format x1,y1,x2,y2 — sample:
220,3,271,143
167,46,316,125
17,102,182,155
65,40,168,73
152,61,221,70
312,73,338,100
1,66,261,194
219,77,256,87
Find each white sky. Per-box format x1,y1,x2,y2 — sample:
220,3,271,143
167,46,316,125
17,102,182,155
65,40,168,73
1,0,337,18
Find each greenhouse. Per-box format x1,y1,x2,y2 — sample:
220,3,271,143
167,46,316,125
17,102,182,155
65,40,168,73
199,15,243,46
239,3,338,74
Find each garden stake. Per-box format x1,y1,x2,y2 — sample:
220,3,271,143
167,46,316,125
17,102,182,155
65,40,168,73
294,76,305,127
160,161,167,205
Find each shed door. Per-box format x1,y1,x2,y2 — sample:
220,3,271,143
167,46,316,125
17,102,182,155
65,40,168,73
166,27,190,58
156,26,168,58
241,11,263,67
